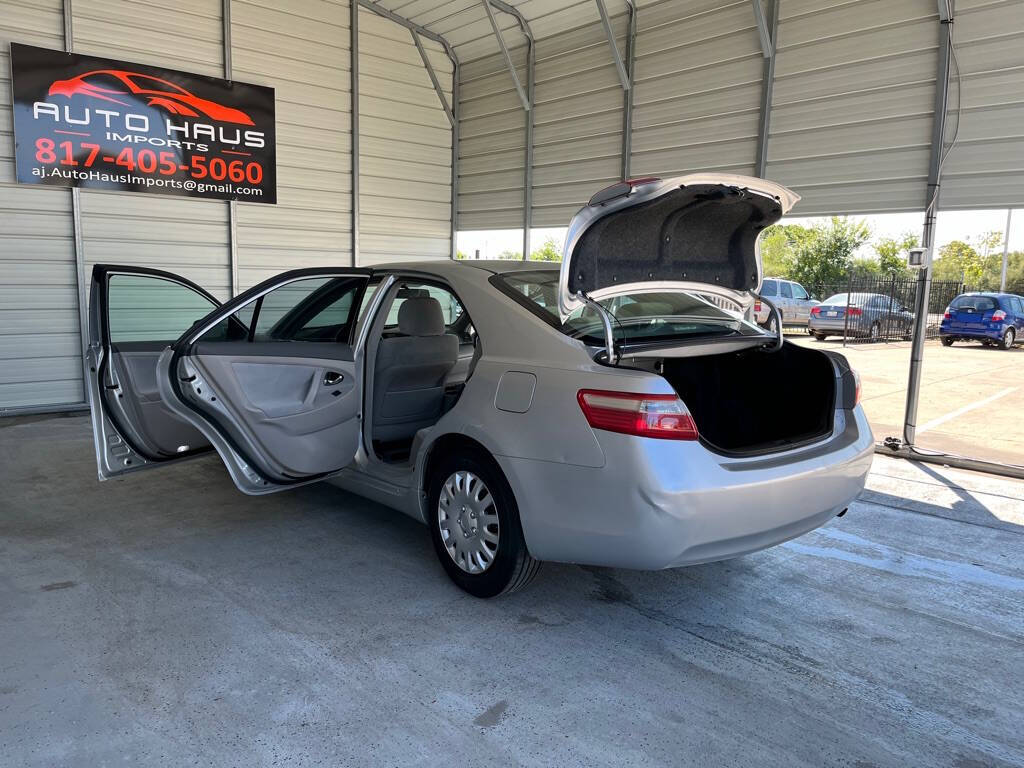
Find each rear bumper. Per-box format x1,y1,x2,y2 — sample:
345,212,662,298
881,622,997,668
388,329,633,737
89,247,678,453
809,317,866,335
940,324,1004,340
499,406,874,570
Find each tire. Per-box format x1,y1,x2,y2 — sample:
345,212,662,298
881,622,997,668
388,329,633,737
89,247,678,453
812,332,827,341
869,322,881,342
426,447,540,598
766,313,779,335
1001,327,1016,350
940,336,954,347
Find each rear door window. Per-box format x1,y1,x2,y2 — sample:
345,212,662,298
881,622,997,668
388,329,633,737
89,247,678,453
780,282,793,299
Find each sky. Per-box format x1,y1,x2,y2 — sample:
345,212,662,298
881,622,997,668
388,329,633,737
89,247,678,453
457,209,1024,261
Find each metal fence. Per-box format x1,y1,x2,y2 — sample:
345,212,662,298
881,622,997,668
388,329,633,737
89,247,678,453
784,276,996,344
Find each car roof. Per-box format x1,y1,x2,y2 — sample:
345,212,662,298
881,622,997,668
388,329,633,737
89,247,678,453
367,259,559,275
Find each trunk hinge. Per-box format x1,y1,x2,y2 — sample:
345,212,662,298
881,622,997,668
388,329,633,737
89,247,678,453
577,291,619,365
752,292,784,352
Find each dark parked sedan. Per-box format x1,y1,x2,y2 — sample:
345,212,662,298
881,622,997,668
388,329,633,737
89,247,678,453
809,293,914,341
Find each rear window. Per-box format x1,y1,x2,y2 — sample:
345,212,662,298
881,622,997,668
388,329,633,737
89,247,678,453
951,295,997,312
821,293,875,307
761,279,778,296
492,270,767,347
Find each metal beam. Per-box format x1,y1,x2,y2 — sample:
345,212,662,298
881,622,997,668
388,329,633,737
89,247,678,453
356,0,455,55
523,34,535,260
223,0,239,296
1000,208,1012,291
62,0,91,410
351,0,360,267
481,0,530,112
595,0,630,91
751,0,773,58
412,30,454,127
621,0,637,179
903,0,954,448
754,0,778,177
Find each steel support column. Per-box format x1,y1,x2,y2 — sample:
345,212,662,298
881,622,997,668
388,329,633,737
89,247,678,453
482,1,534,259
223,0,239,295
903,0,955,448
621,0,637,180
1000,209,1012,291
753,0,777,178
62,0,90,409
356,0,460,261
351,0,360,266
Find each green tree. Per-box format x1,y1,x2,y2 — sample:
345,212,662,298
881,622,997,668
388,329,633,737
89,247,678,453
456,250,469,260
850,256,882,279
496,249,522,260
529,237,562,262
933,240,982,284
790,217,871,288
873,232,918,278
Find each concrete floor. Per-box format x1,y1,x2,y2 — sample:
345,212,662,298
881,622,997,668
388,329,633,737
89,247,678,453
2,415,1023,767
791,335,1024,465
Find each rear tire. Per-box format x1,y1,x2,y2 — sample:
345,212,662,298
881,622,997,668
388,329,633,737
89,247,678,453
1001,328,1016,350
812,332,827,341
941,336,954,347
869,322,881,342
426,448,540,598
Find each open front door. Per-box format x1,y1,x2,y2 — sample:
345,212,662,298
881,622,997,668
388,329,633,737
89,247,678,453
154,268,379,495
88,265,229,481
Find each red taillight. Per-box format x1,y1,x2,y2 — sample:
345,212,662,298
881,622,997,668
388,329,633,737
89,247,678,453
992,309,1007,322
810,306,821,316
852,369,862,405
943,307,951,320
754,301,762,313
848,307,863,317
577,389,698,440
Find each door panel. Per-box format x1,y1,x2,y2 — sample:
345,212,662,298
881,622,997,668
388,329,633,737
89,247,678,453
88,266,222,481
184,345,359,477
158,269,375,494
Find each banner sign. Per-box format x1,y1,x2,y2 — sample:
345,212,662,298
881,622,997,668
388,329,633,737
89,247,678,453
10,43,277,204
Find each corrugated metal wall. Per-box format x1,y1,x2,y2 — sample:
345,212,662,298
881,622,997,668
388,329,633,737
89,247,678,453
767,0,940,215
72,0,233,300
232,0,354,289
0,0,82,409
358,5,453,263
939,0,1024,209
457,43,529,230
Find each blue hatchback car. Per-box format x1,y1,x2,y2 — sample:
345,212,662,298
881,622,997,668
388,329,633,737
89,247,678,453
940,292,1024,349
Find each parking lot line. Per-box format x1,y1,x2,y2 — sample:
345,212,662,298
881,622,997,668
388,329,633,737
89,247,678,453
917,386,1017,435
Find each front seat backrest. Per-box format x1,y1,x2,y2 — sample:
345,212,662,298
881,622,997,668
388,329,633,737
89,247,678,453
373,297,459,442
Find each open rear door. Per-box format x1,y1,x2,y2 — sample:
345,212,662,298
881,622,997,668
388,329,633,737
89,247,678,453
87,265,227,480
154,268,380,495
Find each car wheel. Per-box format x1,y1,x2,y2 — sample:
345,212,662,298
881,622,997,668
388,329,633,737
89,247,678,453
427,448,540,598
869,322,880,342
941,336,954,347
812,332,827,341
1000,327,1016,350
766,313,779,335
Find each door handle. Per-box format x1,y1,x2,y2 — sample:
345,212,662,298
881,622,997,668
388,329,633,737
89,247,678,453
323,371,344,386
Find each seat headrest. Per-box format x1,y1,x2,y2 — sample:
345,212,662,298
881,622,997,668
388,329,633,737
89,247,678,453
398,297,446,336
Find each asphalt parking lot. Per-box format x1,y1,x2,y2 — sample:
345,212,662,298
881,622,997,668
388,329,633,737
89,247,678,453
792,335,1023,465
2,414,1023,767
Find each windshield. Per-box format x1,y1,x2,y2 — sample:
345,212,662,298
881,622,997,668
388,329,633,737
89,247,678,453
492,270,768,347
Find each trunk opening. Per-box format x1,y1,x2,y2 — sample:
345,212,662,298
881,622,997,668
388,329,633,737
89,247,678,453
658,343,836,456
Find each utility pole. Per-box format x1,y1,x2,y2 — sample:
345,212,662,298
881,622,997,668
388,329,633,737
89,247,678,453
903,0,954,449
1000,209,1012,291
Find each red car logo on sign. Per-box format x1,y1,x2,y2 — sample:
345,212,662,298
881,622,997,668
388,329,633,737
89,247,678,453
48,69,255,125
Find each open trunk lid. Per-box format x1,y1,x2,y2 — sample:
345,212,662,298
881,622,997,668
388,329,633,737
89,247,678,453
557,173,800,320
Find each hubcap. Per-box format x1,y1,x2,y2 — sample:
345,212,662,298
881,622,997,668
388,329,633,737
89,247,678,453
438,471,500,574
871,323,879,340
1005,329,1015,349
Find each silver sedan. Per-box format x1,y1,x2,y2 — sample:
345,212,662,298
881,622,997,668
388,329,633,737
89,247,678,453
86,174,874,597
